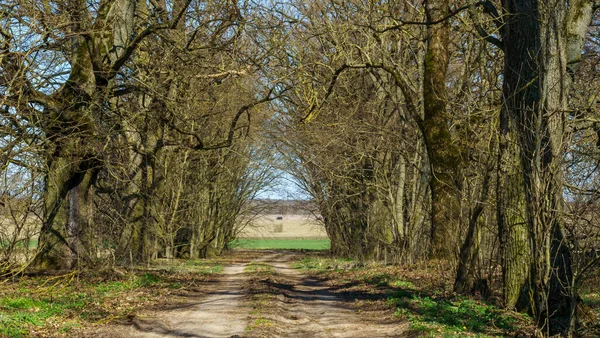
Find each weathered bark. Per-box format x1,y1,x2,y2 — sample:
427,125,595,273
454,164,492,293
423,0,458,257
497,131,531,311
34,30,99,268
31,0,194,268
499,0,595,334
35,154,96,269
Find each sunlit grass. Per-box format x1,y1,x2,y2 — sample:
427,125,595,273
292,256,356,272
244,262,275,274
0,261,224,337
230,238,330,250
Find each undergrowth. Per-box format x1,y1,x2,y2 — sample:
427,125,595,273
293,255,534,337
0,260,224,337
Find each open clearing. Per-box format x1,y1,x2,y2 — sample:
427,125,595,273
238,214,327,239
233,214,330,250
231,238,330,250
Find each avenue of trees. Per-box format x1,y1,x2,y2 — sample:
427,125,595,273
2,0,600,336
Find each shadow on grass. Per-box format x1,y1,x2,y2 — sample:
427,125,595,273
362,273,527,337
249,270,528,337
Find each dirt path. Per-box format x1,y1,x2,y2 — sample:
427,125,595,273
90,251,407,338
92,260,254,338
247,252,407,337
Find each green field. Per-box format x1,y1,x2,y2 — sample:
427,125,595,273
231,238,330,250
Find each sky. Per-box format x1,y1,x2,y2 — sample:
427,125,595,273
255,171,311,200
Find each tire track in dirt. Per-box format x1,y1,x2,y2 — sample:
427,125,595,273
93,252,280,338
247,252,408,338
89,251,407,337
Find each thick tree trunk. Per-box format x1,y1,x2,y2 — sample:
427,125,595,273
423,0,458,257
498,115,532,311
499,0,594,333
32,0,139,269
35,150,96,269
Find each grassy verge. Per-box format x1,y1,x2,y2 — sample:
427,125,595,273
386,289,529,337
292,255,535,337
581,289,600,331
0,259,225,337
293,256,357,272
244,262,275,274
244,264,277,334
231,238,330,250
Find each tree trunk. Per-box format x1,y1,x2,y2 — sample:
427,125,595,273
32,0,139,269
423,0,458,257
35,149,96,269
500,0,594,333
454,164,492,293
498,113,532,311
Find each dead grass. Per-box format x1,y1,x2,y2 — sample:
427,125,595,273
291,253,537,337
0,250,259,337
238,214,327,239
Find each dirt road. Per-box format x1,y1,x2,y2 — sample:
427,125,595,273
91,251,406,338
248,253,407,337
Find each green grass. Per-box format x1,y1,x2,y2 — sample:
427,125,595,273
0,274,158,337
0,239,38,249
230,238,330,250
292,256,356,272
182,260,224,274
581,292,600,308
244,262,275,274
385,284,525,337
0,263,225,337
0,292,89,337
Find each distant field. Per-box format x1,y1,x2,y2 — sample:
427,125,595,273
230,238,330,250
238,214,327,239
235,214,329,250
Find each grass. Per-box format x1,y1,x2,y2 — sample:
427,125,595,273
355,271,526,336
244,262,275,274
292,256,356,272
0,278,132,337
292,256,533,337
581,291,600,330
388,292,524,337
150,259,223,275
243,259,280,334
245,318,273,331
0,239,38,249
0,260,226,337
231,238,330,250
365,272,530,337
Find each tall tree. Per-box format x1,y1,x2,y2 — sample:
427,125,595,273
422,0,459,258
498,0,596,334
1,0,272,269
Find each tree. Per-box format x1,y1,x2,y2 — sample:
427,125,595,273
1,0,275,268
498,0,597,334
422,0,459,258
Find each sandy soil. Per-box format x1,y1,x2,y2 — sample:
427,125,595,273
89,260,255,338
89,251,407,338
246,253,408,337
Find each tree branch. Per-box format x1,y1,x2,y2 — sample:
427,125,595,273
301,63,420,124
195,87,281,150
108,0,193,77
368,1,499,33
